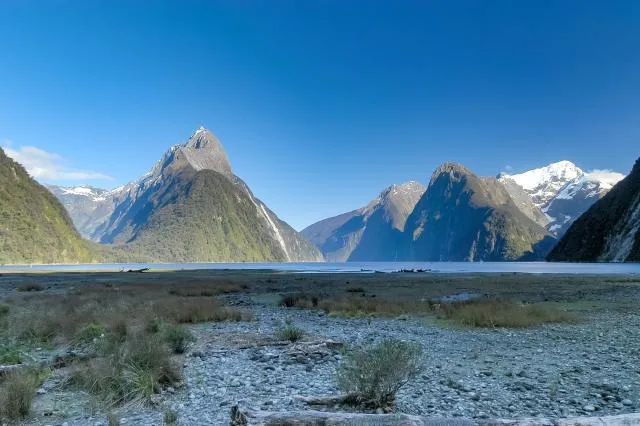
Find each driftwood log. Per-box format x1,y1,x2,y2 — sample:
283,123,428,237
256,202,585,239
229,407,640,426
125,267,149,273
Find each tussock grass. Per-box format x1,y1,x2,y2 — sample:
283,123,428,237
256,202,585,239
277,319,305,342
156,297,248,324
281,292,576,328
0,369,39,421
69,332,181,406
279,293,319,309
163,324,195,354
437,299,575,328
338,339,422,410
163,407,178,425
0,278,251,408
167,280,242,297
2,281,249,347
16,282,45,292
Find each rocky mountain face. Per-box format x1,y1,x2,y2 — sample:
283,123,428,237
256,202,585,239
301,182,426,261
45,185,116,239
500,161,625,235
0,148,95,264
405,164,553,261
548,157,640,262
49,128,322,262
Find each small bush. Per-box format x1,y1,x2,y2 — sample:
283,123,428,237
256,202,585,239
76,323,105,344
0,303,9,317
338,339,422,410
0,345,21,365
163,325,195,354
0,369,38,420
438,299,575,328
163,407,178,425
16,283,45,292
279,294,318,309
346,287,366,293
277,319,304,342
107,412,120,426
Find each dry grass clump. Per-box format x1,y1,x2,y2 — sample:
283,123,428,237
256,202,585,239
163,324,195,354
156,297,248,324
280,292,576,328
0,369,39,421
437,299,575,328
279,293,319,309
0,277,252,408
281,293,429,318
167,280,242,297
2,280,249,347
277,319,305,342
16,282,45,292
69,332,181,406
338,339,422,411
318,298,429,318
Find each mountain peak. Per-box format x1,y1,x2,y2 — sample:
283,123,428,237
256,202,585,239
185,126,221,150
502,161,583,192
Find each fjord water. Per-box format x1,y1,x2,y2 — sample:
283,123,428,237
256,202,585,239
1,262,639,274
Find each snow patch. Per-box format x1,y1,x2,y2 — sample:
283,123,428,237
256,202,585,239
504,161,583,192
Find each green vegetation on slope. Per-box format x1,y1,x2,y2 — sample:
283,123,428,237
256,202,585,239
0,148,95,264
121,169,289,262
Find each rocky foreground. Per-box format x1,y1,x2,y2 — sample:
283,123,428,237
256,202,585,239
23,293,640,426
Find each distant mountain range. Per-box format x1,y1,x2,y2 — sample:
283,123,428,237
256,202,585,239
549,157,640,262
47,128,322,263
303,160,625,262
6,125,633,264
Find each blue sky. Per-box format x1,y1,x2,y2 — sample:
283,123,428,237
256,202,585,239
1,1,639,230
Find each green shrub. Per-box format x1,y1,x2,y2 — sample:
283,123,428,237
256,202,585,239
338,339,422,410
0,303,9,317
0,345,21,365
107,412,120,426
277,319,304,342
76,323,105,344
163,324,195,354
163,407,178,424
0,369,38,420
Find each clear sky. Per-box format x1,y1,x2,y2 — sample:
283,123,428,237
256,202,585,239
1,1,639,230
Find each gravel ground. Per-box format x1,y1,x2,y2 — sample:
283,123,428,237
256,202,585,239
20,295,640,426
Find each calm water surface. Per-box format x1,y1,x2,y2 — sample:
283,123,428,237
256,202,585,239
1,262,639,274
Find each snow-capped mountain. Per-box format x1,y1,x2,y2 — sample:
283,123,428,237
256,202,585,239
549,157,640,262
48,127,322,262
46,184,118,238
500,161,625,235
